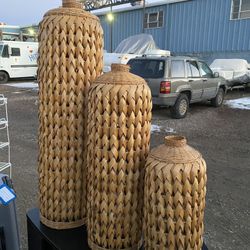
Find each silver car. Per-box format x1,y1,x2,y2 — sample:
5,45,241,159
128,56,227,118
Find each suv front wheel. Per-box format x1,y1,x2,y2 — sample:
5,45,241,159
170,94,189,119
211,88,224,107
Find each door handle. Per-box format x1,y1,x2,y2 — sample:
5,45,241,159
189,80,194,82
203,79,208,81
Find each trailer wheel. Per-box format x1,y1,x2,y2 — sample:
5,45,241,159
0,71,9,84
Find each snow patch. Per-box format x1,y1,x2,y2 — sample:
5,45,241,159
225,97,250,110
165,127,176,133
151,124,175,133
6,82,38,89
151,124,161,132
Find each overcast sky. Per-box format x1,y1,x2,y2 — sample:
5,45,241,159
0,0,61,26
0,0,167,26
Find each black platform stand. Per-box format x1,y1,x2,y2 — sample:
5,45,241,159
27,208,89,250
27,208,208,250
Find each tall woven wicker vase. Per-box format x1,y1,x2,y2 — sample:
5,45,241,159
38,0,103,229
87,64,152,250
144,136,207,250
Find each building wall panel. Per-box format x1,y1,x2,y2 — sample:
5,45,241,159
168,0,250,53
99,0,250,55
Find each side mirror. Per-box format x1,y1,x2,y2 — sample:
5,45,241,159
213,72,219,78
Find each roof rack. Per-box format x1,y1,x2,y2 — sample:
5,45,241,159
143,49,171,57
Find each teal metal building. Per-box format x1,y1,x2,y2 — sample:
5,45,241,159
97,0,250,63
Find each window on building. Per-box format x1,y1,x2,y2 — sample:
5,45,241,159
11,48,21,57
144,11,164,29
171,60,185,78
231,0,250,19
187,61,200,78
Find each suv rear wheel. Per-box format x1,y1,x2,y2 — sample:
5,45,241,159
0,71,9,84
211,88,224,107
170,93,189,119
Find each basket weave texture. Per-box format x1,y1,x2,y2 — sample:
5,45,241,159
87,64,152,250
144,136,207,250
38,1,103,229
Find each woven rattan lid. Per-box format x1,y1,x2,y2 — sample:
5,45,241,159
150,135,201,163
43,0,99,22
94,63,147,85
62,0,81,8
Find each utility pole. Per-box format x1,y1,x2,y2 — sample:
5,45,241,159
107,4,114,52
142,0,146,33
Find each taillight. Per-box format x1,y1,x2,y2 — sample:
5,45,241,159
160,81,171,94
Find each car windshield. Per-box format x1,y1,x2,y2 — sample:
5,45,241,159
0,45,3,56
128,59,165,79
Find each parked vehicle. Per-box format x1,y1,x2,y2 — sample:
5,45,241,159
210,59,250,87
128,56,227,118
0,41,38,83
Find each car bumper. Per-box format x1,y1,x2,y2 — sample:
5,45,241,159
152,94,178,106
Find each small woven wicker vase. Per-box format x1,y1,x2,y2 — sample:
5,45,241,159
144,136,207,250
38,0,103,229
87,64,152,250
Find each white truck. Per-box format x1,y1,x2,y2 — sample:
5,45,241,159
0,41,38,83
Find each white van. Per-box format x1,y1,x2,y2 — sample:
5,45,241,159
0,41,38,83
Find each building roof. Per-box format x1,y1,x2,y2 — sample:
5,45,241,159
132,55,199,60
93,0,189,15
0,24,20,29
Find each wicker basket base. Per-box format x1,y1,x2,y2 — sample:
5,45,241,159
88,238,143,250
40,214,86,230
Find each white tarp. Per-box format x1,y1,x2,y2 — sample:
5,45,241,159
210,59,250,85
104,34,161,72
114,34,158,54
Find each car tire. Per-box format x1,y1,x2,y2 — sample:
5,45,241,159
170,94,189,119
0,71,9,84
211,88,224,107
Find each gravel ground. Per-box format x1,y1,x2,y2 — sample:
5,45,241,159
0,83,249,250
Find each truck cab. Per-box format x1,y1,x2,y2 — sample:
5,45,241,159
0,41,38,83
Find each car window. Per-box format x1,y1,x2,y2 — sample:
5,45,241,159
128,59,165,79
199,61,213,78
11,48,21,57
187,61,200,78
2,45,9,58
171,60,185,78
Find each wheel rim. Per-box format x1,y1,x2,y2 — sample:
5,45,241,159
179,99,188,116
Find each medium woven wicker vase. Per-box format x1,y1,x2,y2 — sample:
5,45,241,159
38,0,103,229
87,64,152,250
144,136,207,250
